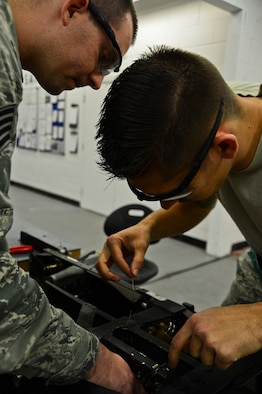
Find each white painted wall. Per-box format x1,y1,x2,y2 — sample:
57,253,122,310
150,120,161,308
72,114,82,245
127,0,230,72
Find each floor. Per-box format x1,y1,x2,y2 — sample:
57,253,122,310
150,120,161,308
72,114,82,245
8,183,242,312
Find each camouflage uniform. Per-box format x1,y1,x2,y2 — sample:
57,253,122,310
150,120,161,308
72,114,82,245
0,0,99,384
222,248,262,305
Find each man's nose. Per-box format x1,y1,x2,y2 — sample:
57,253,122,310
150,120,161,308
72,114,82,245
89,73,104,90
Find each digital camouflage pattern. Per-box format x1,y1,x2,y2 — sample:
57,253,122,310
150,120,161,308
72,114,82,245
0,252,99,384
0,0,22,250
0,0,99,384
222,248,262,306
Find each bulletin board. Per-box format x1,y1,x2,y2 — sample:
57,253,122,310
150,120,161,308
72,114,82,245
38,91,66,155
17,86,66,155
16,72,83,157
16,87,38,150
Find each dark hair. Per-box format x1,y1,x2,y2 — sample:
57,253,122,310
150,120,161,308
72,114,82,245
93,0,138,44
96,45,238,180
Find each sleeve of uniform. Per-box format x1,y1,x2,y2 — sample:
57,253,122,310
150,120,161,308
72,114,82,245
0,252,100,385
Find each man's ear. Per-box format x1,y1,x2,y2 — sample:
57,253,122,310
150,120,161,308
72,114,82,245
61,0,89,25
210,131,239,160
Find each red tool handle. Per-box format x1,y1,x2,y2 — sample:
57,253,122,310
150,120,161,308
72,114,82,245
9,245,33,254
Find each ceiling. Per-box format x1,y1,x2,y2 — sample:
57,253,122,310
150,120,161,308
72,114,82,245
133,0,241,14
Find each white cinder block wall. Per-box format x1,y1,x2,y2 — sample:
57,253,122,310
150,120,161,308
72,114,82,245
11,0,262,255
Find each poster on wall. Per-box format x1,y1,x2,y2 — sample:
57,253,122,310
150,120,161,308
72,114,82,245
68,103,79,154
38,91,65,155
17,71,66,155
16,86,38,150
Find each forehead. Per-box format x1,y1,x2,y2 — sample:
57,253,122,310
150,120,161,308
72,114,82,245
129,168,188,196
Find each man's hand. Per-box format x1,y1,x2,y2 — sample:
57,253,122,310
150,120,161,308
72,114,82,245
95,224,151,281
95,202,213,282
86,343,146,393
169,303,262,370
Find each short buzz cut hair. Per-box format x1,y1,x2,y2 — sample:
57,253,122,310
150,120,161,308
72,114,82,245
96,45,238,181
93,0,138,44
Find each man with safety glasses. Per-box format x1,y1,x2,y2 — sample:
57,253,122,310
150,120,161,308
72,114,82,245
0,1,145,393
96,46,262,372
